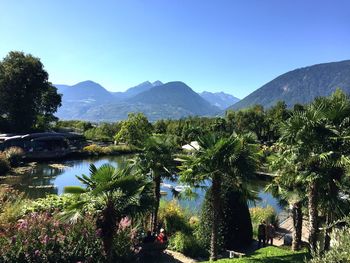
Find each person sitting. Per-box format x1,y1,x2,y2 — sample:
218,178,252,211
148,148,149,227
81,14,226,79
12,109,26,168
156,228,168,243
143,230,155,243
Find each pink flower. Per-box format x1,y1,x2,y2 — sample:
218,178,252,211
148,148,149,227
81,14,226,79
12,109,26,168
119,217,131,229
42,235,49,244
17,220,28,230
34,250,41,257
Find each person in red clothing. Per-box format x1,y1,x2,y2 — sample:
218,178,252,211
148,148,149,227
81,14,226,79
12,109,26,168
156,228,168,243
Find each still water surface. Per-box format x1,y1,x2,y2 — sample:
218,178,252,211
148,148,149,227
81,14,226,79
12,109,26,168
2,155,283,214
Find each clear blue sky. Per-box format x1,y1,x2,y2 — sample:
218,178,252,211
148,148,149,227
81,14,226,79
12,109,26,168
1,0,349,98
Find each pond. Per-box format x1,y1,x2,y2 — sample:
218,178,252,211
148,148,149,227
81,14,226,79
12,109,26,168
1,155,284,214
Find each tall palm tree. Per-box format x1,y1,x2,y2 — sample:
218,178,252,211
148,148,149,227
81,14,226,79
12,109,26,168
268,146,306,251
179,133,258,261
64,163,154,262
279,89,350,252
136,134,177,232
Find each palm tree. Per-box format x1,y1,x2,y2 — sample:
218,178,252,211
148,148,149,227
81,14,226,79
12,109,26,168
64,163,154,262
136,134,177,233
279,89,350,252
179,133,258,261
268,147,306,251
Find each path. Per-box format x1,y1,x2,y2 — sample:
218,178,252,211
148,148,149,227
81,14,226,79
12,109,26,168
139,250,197,263
273,216,309,246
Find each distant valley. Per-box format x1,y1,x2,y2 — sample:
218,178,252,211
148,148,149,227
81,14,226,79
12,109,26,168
55,80,239,122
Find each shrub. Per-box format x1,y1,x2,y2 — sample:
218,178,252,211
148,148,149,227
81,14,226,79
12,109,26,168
0,153,10,175
309,224,350,263
21,194,74,215
83,144,104,155
0,212,106,262
169,231,208,258
83,144,138,156
113,219,138,262
196,187,253,251
158,200,192,234
250,206,278,238
0,186,25,227
4,147,24,166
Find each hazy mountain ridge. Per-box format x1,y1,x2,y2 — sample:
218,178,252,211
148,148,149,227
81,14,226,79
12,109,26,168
127,81,220,115
229,60,350,110
55,80,224,121
58,80,114,103
200,91,240,109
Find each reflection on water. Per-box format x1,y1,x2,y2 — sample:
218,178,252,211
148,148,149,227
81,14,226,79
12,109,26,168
1,155,283,213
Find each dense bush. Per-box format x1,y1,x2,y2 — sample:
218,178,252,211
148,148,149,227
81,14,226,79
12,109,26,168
0,213,106,263
55,120,94,132
309,224,350,263
0,153,10,175
158,200,192,234
112,218,138,262
84,122,121,142
169,231,208,258
0,186,25,227
196,187,253,251
83,144,138,156
250,205,278,238
3,147,24,166
21,194,74,215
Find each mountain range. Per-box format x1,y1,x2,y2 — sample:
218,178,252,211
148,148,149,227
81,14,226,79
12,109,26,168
55,59,350,122
55,81,238,122
230,60,350,110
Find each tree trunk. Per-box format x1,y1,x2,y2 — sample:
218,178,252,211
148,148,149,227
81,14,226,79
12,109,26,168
323,213,331,252
210,174,222,261
308,181,318,252
291,201,303,251
152,173,161,233
100,203,118,263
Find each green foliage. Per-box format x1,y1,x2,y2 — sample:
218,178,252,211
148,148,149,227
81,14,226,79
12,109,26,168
114,112,152,146
169,231,208,258
55,120,94,132
309,224,350,263
0,51,61,132
112,223,138,262
21,194,74,214
3,147,24,166
249,206,278,238
179,133,258,259
277,89,350,250
83,144,138,156
0,186,26,226
64,163,154,261
0,153,10,175
84,122,121,141
158,200,191,234
136,134,178,231
0,213,106,263
202,246,309,263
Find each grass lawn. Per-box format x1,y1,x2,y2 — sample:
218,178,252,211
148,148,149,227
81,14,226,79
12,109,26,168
203,246,309,263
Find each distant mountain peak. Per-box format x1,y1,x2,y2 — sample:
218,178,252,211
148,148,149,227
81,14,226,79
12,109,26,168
127,81,220,116
54,80,113,103
152,80,163,86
